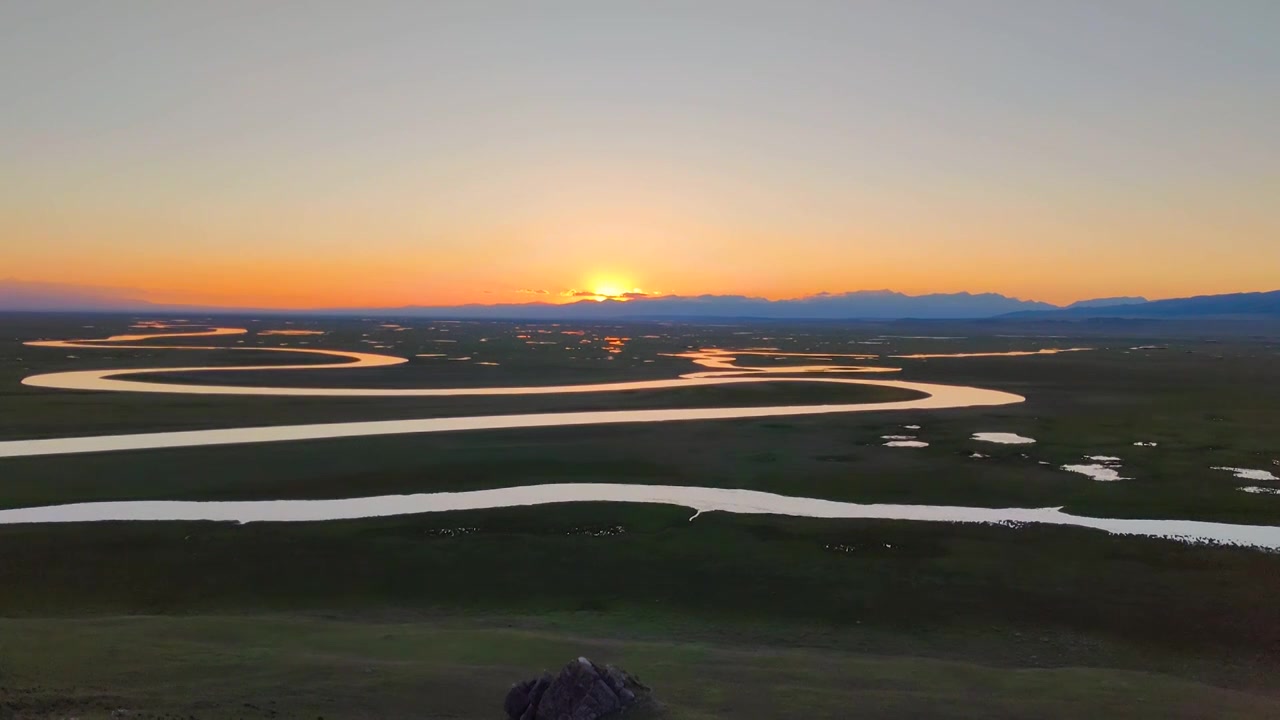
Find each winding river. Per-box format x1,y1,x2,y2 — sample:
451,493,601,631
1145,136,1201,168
4,326,1022,457
4,325,1279,550
0,483,1276,550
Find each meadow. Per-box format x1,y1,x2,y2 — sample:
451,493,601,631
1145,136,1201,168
1,313,1278,718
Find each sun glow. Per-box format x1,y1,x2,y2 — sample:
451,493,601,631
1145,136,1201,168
584,275,642,301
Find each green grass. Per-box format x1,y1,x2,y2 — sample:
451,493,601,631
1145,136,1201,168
2,508,1279,681
3,615,1277,719
3,410,1278,523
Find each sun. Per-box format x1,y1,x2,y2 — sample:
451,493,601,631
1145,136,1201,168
592,283,626,299
587,275,633,300
581,275,653,302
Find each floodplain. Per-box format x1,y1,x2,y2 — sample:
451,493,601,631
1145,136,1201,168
2,313,1279,718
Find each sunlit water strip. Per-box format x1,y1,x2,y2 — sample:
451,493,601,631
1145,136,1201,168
891,348,1092,359
3,328,1025,458
0,483,1277,550
0,384,1012,458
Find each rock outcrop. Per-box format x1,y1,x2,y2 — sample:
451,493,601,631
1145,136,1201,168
505,657,652,720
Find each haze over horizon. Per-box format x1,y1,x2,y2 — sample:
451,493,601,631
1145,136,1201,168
3,1,1278,308
0,276,1158,311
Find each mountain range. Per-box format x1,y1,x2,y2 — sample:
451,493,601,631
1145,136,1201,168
2,279,1278,321
1000,290,1280,319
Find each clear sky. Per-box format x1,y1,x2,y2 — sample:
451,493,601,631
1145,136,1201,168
2,1,1277,307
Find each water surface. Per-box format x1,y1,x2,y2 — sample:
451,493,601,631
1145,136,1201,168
1,483,1276,550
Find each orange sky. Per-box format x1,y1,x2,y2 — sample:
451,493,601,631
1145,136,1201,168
2,3,1277,308
5,180,1275,307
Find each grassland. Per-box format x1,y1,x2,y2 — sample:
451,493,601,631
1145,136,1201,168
1,313,1278,718
6,615,1279,720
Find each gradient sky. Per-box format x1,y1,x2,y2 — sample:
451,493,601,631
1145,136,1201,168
2,1,1277,307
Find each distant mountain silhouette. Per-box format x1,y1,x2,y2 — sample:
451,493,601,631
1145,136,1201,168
0,279,155,312
1064,296,1148,309
1003,290,1280,319
0,282,1057,318
383,291,1056,320
2,279,1276,320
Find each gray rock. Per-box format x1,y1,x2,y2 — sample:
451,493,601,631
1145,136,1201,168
506,674,552,720
505,657,652,720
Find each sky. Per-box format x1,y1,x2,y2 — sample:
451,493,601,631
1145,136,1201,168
2,1,1277,308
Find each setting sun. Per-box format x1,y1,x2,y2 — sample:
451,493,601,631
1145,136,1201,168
586,275,637,300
